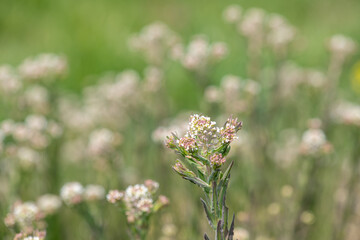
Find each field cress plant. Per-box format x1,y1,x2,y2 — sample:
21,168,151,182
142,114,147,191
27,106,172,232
166,114,242,239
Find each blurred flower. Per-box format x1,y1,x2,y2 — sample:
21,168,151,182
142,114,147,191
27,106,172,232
239,8,265,38
17,147,41,170
84,184,105,201
0,65,22,94
19,53,67,81
60,182,84,206
328,35,357,60
223,5,242,24
106,190,124,204
300,128,329,155
37,194,62,215
88,128,115,157
300,211,315,224
13,202,39,227
331,101,360,126
233,227,250,240
128,22,179,65
281,185,294,198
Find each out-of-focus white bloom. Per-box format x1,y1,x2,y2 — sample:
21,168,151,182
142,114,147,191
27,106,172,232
143,66,163,92
107,190,124,203
305,70,327,88
267,202,281,215
12,124,31,142
84,184,105,201
331,101,360,126
151,117,188,144
0,65,22,94
1,119,15,135
278,62,304,97
60,182,84,205
46,121,63,138
300,211,315,224
88,128,114,156
17,147,41,169
300,128,328,155
267,14,296,53
37,194,62,215
204,86,222,103
128,22,179,65
23,85,50,114
223,5,242,24
328,35,357,59
19,53,67,81
233,227,250,240
13,202,39,227
239,8,266,38
25,115,47,131
281,185,294,198
180,36,227,72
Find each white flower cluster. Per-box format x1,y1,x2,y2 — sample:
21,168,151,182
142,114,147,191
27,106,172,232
88,128,115,157
223,5,296,55
124,184,154,215
60,182,105,206
129,22,179,65
328,34,357,60
37,194,62,215
331,102,360,126
0,116,62,169
0,65,22,94
204,75,260,113
300,128,328,155
19,53,67,81
176,36,228,73
13,202,39,227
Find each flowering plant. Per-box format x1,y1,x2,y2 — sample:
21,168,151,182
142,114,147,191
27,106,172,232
166,114,242,239
107,180,169,240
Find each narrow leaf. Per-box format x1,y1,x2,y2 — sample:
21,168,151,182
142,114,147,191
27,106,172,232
200,198,215,229
204,233,210,240
227,214,235,240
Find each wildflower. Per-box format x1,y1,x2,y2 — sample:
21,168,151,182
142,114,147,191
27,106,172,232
0,65,21,94
60,182,84,205
144,179,159,194
223,5,242,24
328,35,357,60
88,128,114,156
106,190,124,204
210,153,226,167
17,147,41,170
178,136,198,152
84,185,105,201
13,202,39,227
300,211,315,224
19,53,67,81
300,127,331,155
233,227,250,240
37,194,62,215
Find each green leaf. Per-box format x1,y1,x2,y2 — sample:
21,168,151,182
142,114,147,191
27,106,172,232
227,214,235,240
183,176,211,190
201,198,215,229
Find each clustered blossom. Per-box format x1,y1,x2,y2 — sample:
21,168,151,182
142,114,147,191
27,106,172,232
84,184,106,201
106,190,124,204
175,36,228,73
13,202,39,227
0,65,22,94
107,180,168,224
300,127,331,155
60,182,105,206
204,75,260,114
328,35,357,60
210,153,226,167
60,182,84,205
36,194,62,215
18,53,67,81
13,230,46,240
167,114,242,166
128,22,179,65
331,101,360,126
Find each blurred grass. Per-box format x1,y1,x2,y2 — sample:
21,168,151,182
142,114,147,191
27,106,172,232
1,0,360,96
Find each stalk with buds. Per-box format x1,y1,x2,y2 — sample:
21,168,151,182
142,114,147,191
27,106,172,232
166,114,242,239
